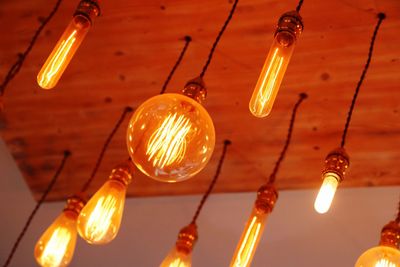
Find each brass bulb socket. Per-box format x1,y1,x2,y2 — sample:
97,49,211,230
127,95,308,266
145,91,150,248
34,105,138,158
380,221,400,249
254,184,278,213
175,223,198,255
322,147,350,183
63,195,86,215
275,11,303,47
182,76,207,104
74,0,100,24
109,160,135,186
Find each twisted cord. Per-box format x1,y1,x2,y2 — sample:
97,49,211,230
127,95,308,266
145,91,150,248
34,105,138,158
190,140,231,224
199,0,239,78
268,93,307,184
0,0,64,96
395,196,400,224
80,107,133,192
160,36,192,94
296,0,304,13
2,150,71,267
340,13,386,148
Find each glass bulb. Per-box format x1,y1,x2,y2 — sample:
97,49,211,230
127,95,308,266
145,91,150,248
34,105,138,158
34,197,84,267
314,172,340,214
230,206,268,267
160,246,192,267
77,163,133,245
126,93,215,182
355,246,400,267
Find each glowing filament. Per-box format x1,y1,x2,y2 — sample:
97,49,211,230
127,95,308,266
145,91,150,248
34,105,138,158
84,195,117,243
375,259,397,267
168,258,189,267
146,113,192,169
314,173,339,214
39,227,71,267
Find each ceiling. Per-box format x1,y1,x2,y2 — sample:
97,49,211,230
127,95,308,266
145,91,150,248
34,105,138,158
0,0,399,201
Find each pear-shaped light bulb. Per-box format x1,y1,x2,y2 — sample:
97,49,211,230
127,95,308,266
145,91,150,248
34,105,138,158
230,185,278,267
34,197,84,267
77,161,133,245
160,247,192,267
126,77,215,183
355,246,400,267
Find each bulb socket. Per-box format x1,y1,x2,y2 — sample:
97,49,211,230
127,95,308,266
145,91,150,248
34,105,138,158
254,184,278,213
380,221,400,249
275,11,303,47
63,195,86,215
322,147,350,183
182,76,207,104
175,223,198,255
109,160,135,186
74,0,100,25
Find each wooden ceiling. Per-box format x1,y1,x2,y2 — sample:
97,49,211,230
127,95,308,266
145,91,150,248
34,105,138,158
0,0,399,201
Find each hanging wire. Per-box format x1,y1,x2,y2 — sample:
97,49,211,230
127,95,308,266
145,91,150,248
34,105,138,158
268,93,307,184
190,140,231,224
80,106,133,193
395,196,400,224
199,0,239,78
160,36,192,94
340,13,386,148
0,0,64,97
2,150,71,267
296,0,305,13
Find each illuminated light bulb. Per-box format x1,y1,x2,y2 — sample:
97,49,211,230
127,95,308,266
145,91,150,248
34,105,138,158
160,224,198,267
355,221,400,267
37,0,100,89
77,161,134,245
314,147,349,214
34,196,85,267
249,11,303,118
230,185,278,267
126,77,215,183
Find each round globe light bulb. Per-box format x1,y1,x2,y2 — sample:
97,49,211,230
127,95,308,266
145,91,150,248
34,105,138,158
126,93,215,182
355,246,400,267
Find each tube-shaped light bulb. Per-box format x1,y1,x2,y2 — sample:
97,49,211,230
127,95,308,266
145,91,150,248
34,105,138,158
77,161,133,245
249,11,303,118
160,247,192,267
230,185,277,267
37,0,99,89
314,172,340,214
34,197,84,267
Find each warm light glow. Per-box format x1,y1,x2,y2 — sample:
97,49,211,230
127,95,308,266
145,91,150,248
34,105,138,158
314,172,340,214
126,93,215,182
34,211,78,267
230,207,268,267
37,16,91,89
355,246,400,267
146,113,192,169
249,34,296,118
160,247,192,267
77,180,127,245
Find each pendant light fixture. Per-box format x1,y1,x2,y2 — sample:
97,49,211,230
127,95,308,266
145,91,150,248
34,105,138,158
231,93,307,267
313,13,386,214
160,140,231,267
126,0,239,183
248,0,305,118
37,0,100,89
355,199,400,267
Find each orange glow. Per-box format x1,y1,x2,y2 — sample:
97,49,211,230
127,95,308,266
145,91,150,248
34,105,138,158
160,247,192,267
230,207,268,267
356,246,400,267
314,172,340,214
249,35,296,118
37,16,90,89
375,259,397,267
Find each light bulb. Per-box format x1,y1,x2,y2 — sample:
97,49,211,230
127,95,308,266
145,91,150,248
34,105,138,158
230,185,278,267
249,11,303,118
34,196,85,267
355,246,400,267
314,147,349,214
77,161,134,245
37,0,99,89
126,77,215,182
160,224,198,267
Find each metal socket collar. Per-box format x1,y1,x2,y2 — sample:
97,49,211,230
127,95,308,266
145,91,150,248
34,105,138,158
64,195,86,215
74,0,101,24
109,160,135,186
380,221,400,249
323,147,350,182
182,76,207,104
255,184,278,213
275,11,303,47
176,223,198,254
